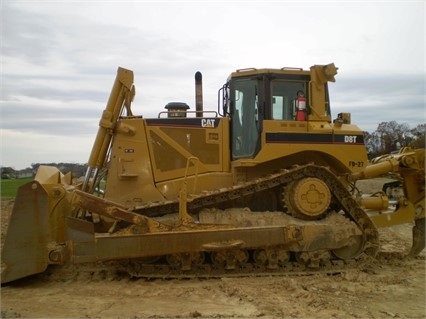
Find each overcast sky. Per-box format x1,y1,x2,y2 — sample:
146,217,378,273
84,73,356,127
1,0,425,170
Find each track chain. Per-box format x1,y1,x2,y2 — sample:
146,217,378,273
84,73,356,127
123,258,362,279
125,164,379,278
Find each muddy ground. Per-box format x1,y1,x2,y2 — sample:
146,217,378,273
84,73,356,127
1,178,425,318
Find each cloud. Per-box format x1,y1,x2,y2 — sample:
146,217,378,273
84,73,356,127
330,73,425,132
1,1,425,169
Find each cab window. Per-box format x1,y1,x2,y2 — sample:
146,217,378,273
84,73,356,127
271,80,307,120
230,79,260,158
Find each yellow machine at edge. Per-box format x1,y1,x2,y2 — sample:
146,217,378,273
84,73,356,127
1,64,424,284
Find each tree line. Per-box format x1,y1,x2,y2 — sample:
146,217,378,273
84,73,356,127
364,121,425,159
1,163,87,179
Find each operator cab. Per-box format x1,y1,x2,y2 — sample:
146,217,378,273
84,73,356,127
220,67,333,159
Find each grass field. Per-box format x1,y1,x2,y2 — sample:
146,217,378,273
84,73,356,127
1,177,33,198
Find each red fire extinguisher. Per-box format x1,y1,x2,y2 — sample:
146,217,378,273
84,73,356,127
295,91,306,121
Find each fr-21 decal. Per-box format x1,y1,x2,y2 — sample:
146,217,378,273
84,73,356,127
349,161,364,168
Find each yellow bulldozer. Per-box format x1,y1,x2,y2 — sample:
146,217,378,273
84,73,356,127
1,64,424,283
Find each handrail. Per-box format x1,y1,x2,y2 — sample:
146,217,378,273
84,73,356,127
157,110,218,118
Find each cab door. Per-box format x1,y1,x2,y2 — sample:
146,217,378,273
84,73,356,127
230,78,262,159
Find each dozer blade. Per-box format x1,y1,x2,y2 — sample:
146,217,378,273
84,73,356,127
409,218,425,257
1,182,50,284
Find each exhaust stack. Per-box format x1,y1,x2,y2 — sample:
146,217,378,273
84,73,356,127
195,71,203,117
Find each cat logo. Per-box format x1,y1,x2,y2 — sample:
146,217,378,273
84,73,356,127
201,119,216,128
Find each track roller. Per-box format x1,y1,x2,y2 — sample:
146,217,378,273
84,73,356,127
295,250,331,268
211,249,249,270
166,252,205,271
253,248,290,269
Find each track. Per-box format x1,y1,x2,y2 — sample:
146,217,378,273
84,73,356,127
113,164,380,278
121,253,363,279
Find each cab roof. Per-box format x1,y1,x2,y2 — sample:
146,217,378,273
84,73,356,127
229,67,311,79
